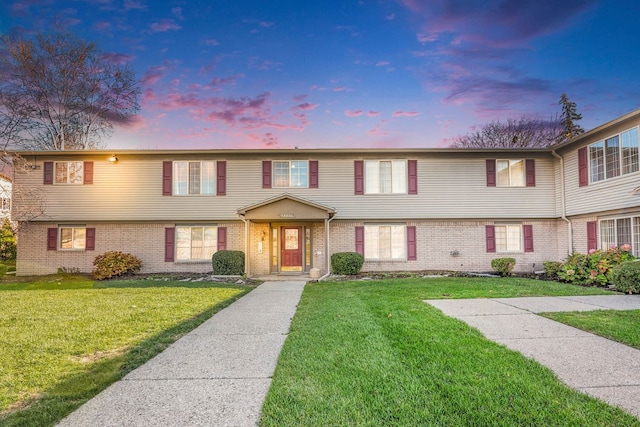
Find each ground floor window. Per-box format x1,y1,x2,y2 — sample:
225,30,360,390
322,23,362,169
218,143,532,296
364,224,406,260
495,224,522,252
176,226,217,260
59,226,86,250
599,216,639,256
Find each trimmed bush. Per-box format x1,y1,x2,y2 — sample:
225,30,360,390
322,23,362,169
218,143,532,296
611,261,640,294
543,261,562,278
491,257,516,276
331,252,364,275
92,251,142,280
212,250,245,275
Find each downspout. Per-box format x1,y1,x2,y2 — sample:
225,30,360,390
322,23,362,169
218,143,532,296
551,149,573,255
318,212,336,281
238,214,250,276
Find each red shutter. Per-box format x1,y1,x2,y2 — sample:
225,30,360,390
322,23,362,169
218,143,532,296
407,226,417,260
217,227,227,251
85,228,96,251
163,161,173,196
408,160,418,195
47,228,57,250
83,161,93,184
587,221,598,251
354,160,364,195
578,147,588,187
523,225,534,252
525,159,535,187
486,159,496,187
309,160,319,188
165,227,175,262
486,225,496,253
217,161,226,196
262,161,272,188
355,226,364,255
44,162,54,185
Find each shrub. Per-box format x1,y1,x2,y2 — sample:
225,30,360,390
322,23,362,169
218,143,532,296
212,250,245,275
491,257,516,276
331,252,364,275
92,251,142,280
543,261,562,278
611,261,640,294
0,219,16,260
557,246,635,286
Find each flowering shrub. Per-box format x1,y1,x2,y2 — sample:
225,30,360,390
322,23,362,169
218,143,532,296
557,246,635,285
92,251,142,280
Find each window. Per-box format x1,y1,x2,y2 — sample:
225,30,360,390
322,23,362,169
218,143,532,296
497,160,525,187
176,226,218,260
173,161,215,195
273,161,308,188
1,198,9,211
364,224,406,260
59,226,86,250
589,127,639,183
599,217,639,257
365,160,406,194
55,162,84,184
495,224,522,252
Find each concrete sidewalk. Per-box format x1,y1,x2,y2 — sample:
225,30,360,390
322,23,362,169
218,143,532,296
58,280,306,427
425,295,640,419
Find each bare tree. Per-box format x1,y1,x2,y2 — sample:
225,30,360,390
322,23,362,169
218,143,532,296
0,30,140,151
452,115,563,148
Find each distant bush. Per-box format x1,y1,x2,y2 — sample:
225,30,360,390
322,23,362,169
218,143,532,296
212,250,245,275
331,252,364,275
92,251,142,280
0,219,16,260
543,261,562,278
491,257,516,276
611,261,640,294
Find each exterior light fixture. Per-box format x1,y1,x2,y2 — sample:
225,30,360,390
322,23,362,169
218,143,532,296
108,155,118,162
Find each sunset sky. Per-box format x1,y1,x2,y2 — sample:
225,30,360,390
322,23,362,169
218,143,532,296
2,0,640,149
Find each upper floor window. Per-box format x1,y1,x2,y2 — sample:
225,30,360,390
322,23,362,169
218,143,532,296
589,127,639,183
497,160,525,187
365,160,407,194
56,162,84,184
274,161,308,188
173,161,215,195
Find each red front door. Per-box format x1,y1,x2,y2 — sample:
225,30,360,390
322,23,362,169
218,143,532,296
281,227,303,271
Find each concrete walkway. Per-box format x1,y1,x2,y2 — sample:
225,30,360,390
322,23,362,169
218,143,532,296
425,295,640,419
57,280,306,427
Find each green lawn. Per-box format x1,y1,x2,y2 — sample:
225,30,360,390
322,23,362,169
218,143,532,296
261,277,638,426
542,310,640,350
0,275,252,427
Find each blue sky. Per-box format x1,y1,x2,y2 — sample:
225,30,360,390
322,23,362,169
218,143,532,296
2,0,640,149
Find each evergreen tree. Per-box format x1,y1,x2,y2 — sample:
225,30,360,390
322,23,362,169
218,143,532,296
559,93,584,140
0,218,16,260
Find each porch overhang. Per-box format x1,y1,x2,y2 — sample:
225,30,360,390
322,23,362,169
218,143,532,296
236,193,336,221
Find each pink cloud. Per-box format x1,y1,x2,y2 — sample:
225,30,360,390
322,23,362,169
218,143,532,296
150,19,181,33
141,65,169,87
124,0,146,11
333,86,347,92
120,114,147,130
367,111,380,117
293,94,307,102
376,61,390,67
93,21,112,31
369,124,388,136
417,33,438,43
392,111,420,117
345,109,363,117
101,52,134,65
294,102,318,111
259,21,275,28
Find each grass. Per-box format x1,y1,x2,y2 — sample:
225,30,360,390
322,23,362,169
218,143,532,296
0,274,252,427
542,310,640,350
261,277,638,426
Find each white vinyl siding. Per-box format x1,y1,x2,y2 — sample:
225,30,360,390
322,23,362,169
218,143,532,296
497,160,525,187
273,161,308,188
173,161,215,195
365,160,406,194
176,226,217,260
495,224,522,252
599,217,639,256
55,162,83,185
364,224,406,260
590,127,639,183
59,226,86,250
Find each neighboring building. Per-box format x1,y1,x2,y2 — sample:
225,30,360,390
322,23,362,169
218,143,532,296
0,174,11,221
11,110,640,276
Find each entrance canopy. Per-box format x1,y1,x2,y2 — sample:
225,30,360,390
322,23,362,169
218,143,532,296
237,193,336,221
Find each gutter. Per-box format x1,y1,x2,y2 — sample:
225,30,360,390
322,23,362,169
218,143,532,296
238,214,250,276
551,149,573,255
318,213,336,281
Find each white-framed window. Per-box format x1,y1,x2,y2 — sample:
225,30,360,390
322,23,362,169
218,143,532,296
55,162,84,184
590,127,639,183
273,160,308,188
496,160,525,187
59,226,86,250
173,161,216,195
176,226,218,260
365,160,406,194
364,224,406,260
599,216,639,257
1,198,9,211
495,224,522,252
